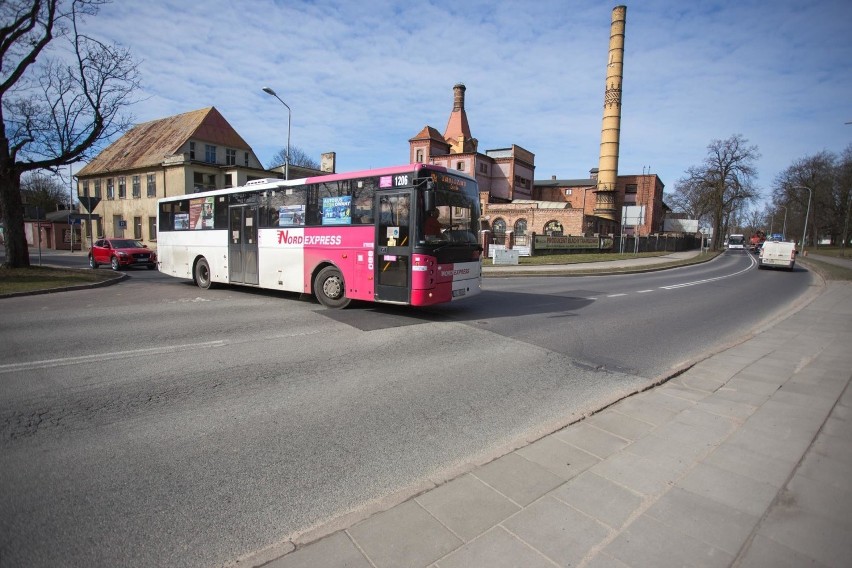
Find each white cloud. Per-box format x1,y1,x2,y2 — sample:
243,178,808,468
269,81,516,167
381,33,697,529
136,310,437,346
78,0,852,199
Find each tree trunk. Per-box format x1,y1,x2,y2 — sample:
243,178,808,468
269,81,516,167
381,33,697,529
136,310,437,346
0,159,29,268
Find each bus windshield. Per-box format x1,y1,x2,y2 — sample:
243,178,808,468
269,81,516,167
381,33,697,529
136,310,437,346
416,172,480,247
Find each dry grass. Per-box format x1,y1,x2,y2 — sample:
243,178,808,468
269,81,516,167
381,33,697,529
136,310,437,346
0,266,120,296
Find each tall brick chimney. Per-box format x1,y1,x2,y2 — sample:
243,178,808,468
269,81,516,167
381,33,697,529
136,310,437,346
443,83,477,154
593,5,626,223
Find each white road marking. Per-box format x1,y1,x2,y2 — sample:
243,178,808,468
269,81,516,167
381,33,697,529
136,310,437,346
0,340,226,374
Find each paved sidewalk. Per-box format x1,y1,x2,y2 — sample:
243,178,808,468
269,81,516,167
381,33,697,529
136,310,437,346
261,281,852,568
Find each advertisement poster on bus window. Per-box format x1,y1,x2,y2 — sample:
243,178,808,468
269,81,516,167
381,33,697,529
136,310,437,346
189,197,215,229
322,196,351,225
174,213,189,230
278,205,305,226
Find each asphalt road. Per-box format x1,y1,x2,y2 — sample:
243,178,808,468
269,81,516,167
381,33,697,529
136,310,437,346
0,250,815,567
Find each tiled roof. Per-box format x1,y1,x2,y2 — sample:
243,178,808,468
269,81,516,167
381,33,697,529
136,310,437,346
77,107,252,176
409,126,447,143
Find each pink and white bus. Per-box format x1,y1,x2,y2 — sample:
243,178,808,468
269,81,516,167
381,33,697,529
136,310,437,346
156,163,483,308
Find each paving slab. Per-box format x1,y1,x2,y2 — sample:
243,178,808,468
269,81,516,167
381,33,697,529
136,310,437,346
550,470,644,530
502,496,610,567
346,500,462,568
472,452,564,507
609,394,680,426
515,435,600,481
753,500,852,567
415,474,519,543
644,486,759,556
264,531,370,568
676,462,779,518
584,410,655,441
434,527,554,568
702,442,795,488
737,534,831,568
604,514,733,568
552,422,631,459
591,450,680,496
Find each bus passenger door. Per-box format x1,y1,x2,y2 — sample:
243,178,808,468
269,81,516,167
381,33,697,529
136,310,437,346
228,205,259,285
375,191,413,303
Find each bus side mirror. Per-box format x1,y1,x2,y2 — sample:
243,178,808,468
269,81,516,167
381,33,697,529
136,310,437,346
424,188,435,212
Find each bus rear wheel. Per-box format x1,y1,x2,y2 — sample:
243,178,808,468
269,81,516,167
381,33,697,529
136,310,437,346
194,257,212,289
314,266,350,309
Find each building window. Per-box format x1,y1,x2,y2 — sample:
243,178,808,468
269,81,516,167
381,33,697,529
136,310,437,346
224,173,233,188
94,180,102,198
564,188,572,196
625,184,638,193
81,180,89,196
205,144,216,163
148,216,157,240
415,149,423,163
544,220,563,236
133,216,142,239
189,141,195,160
132,175,141,198
244,152,249,167
193,172,216,192
492,218,506,238
147,174,156,197
514,218,527,236
106,178,114,199
624,193,637,205
456,161,465,171
226,148,236,165
118,176,126,199
479,163,488,174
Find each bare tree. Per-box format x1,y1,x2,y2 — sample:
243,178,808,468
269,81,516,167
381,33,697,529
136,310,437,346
675,135,761,250
772,150,838,248
667,167,712,221
1,0,140,267
267,146,320,170
21,171,68,213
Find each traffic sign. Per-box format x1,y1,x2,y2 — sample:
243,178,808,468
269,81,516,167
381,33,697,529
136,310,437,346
78,196,101,212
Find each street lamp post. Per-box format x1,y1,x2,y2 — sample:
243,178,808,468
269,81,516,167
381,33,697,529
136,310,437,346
262,87,291,180
793,185,812,254
779,205,787,239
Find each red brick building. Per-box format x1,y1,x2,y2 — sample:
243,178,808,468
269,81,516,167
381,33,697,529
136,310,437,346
409,84,668,244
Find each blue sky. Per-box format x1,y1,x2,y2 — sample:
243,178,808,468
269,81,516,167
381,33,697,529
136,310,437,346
74,0,852,201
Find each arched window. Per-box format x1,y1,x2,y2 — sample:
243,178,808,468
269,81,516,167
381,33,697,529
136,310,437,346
514,219,527,236
492,218,506,237
544,220,563,236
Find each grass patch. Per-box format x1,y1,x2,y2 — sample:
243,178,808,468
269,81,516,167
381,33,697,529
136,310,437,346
803,246,852,259
483,250,673,266
0,266,120,295
485,251,720,275
798,257,852,281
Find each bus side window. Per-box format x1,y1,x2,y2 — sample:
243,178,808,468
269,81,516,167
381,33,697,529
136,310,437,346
214,196,228,229
352,177,376,224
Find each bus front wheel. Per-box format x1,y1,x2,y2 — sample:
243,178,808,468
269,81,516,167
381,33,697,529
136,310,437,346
314,266,350,309
194,257,212,289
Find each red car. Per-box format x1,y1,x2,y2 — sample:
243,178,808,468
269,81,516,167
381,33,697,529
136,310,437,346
89,238,157,271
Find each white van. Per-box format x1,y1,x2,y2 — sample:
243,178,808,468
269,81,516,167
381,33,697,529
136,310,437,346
758,240,796,271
